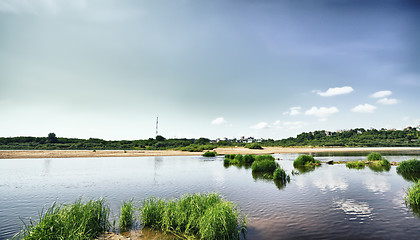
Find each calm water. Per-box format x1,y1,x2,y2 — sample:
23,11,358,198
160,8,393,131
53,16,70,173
1,153,420,239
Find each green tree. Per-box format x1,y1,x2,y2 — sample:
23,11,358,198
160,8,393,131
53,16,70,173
47,133,58,143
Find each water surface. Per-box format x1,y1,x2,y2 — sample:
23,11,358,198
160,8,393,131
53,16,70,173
1,153,420,239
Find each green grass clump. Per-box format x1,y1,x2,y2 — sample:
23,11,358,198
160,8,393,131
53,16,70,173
367,152,382,161
406,180,420,209
255,154,275,162
293,154,320,167
119,199,135,231
251,159,277,173
397,159,420,174
243,154,256,164
245,143,263,149
139,193,246,239
140,197,166,229
19,199,110,240
202,151,217,157
273,167,290,182
346,161,366,169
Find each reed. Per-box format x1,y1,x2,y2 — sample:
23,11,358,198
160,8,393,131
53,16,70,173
406,180,420,208
119,199,135,231
18,199,110,240
397,159,420,174
139,193,246,239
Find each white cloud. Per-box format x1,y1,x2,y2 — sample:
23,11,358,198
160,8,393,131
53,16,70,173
211,117,227,125
283,107,301,116
371,90,392,98
250,122,270,130
305,106,339,119
351,104,376,113
315,86,354,97
377,98,398,105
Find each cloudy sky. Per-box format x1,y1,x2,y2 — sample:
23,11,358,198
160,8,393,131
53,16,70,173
1,0,419,140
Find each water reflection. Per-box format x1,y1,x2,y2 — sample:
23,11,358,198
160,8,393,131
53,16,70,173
334,199,373,221
368,165,391,172
398,172,420,182
363,176,391,193
312,171,348,192
293,165,320,174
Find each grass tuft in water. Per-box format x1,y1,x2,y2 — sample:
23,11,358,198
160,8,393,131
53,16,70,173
202,151,217,157
139,193,246,239
17,198,110,240
405,180,420,215
251,159,277,173
293,154,320,168
397,159,420,174
346,161,366,169
273,166,290,182
119,199,135,232
367,152,382,161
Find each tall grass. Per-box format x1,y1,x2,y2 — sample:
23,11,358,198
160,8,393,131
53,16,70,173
18,199,110,240
293,154,319,167
139,193,246,239
397,159,420,182
406,180,420,215
397,159,420,174
251,159,277,173
119,199,135,232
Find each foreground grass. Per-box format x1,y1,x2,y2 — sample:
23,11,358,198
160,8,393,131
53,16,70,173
140,193,247,240
16,199,110,240
119,199,135,232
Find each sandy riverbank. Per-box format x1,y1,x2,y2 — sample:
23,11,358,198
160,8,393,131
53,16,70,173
1,147,420,159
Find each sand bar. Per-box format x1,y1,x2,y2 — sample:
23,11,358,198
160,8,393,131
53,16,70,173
1,147,420,159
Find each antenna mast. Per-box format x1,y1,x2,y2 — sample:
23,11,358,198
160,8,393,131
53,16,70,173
156,116,159,137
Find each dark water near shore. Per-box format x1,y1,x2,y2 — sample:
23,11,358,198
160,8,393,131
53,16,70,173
1,153,420,239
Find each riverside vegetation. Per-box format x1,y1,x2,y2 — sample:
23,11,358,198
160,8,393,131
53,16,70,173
224,154,290,184
2,127,420,151
14,194,247,240
345,152,391,171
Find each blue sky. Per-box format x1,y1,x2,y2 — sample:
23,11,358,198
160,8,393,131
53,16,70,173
1,0,419,140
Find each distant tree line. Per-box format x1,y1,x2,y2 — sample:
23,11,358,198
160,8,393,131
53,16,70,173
0,128,419,151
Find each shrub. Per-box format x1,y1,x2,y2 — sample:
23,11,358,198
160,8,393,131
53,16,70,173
273,167,290,182
119,199,135,231
203,151,217,157
367,152,382,161
19,199,110,240
251,159,277,173
245,143,263,149
293,154,319,167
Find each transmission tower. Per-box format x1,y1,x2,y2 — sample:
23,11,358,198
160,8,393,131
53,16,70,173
156,116,159,137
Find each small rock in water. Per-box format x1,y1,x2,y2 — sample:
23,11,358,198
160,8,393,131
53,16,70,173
327,160,334,165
